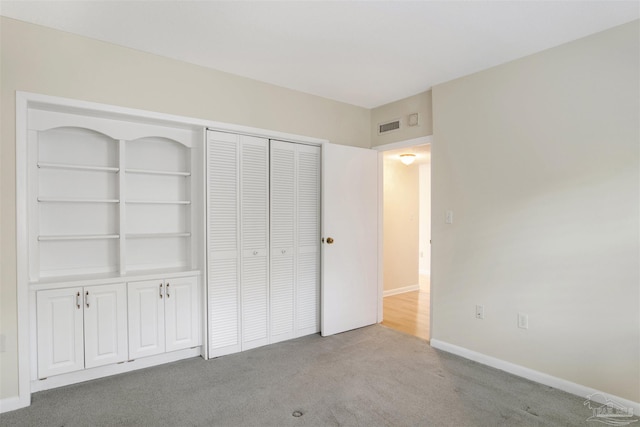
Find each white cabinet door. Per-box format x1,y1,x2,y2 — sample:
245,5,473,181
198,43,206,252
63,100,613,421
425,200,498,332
165,276,200,352
128,280,165,359
240,136,269,350
37,287,84,378
321,143,378,336
83,283,128,369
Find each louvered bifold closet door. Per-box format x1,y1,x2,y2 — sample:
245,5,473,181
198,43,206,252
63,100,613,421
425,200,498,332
296,144,321,336
207,131,241,358
270,140,320,340
240,136,270,350
269,141,296,343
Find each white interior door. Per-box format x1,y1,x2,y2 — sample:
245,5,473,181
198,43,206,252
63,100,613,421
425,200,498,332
295,144,321,337
207,131,241,358
321,143,378,336
270,140,296,344
239,136,270,350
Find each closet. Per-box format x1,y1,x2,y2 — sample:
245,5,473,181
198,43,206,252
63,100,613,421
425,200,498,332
207,131,320,358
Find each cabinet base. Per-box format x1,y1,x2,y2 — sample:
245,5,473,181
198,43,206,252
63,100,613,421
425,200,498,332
31,347,202,392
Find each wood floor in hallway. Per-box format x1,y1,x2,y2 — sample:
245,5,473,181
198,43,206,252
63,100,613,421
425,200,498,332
381,278,430,341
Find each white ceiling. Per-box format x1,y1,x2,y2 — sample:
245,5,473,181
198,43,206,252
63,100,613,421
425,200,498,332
1,1,638,108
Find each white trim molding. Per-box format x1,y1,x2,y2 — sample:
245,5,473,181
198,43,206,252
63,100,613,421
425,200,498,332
0,395,29,414
13,92,32,413
373,135,433,152
30,348,201,393
383,284,420,297
430,339,640,415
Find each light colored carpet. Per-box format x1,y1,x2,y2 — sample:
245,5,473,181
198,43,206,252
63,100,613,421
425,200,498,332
1,325,612,426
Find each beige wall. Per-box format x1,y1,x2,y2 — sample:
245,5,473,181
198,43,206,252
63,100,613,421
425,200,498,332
0,17,370,400
371,90,432,147
431,20,639,402
383,158,419,292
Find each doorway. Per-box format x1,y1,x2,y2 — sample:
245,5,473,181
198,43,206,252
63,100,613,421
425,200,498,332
377,141,431,341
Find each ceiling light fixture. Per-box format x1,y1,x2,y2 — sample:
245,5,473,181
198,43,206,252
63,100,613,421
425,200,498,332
399,154,416,165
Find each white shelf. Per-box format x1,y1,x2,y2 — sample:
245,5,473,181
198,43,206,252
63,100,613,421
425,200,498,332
126,233,191,239
126,200,191,205
29,268,201,289
38,162,119,173
125,168,190,177
38,197,120,203
38,234,120,241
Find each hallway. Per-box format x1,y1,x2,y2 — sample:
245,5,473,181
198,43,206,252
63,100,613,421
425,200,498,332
381,275,430,341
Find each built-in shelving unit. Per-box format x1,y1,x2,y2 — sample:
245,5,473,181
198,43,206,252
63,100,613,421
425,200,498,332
28,114,199,281
124,136,192,272
20,93,206,398
32,126,120,278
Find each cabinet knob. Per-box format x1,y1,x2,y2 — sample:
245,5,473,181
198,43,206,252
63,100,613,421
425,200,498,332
76,292,81,309
253,250,258,255
281,249,286,254
326,237,334,244
159,283,163,299
85,291,89,308
166,283,170,298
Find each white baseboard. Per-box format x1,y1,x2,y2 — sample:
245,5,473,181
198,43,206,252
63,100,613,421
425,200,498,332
430,339,640,414
383,284,419,297
0,395,30,414
30,347,202,393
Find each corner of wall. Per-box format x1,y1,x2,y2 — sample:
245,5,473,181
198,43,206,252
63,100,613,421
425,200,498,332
370,90,433,147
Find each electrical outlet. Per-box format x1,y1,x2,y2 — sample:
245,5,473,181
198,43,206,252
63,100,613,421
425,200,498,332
475,305,484,320
445,210,453,224
518,313,528,329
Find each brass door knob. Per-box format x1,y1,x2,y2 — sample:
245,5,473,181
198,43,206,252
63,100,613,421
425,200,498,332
326,237,334,244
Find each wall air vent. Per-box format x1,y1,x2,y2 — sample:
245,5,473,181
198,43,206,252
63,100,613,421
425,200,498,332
378,119,401,135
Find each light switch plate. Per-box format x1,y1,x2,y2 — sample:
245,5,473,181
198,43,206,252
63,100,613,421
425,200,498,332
475,305,484,320
445,210,453,224
518,313,529,329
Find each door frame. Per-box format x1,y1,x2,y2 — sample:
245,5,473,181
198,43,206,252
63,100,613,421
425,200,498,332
373,135,433,329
